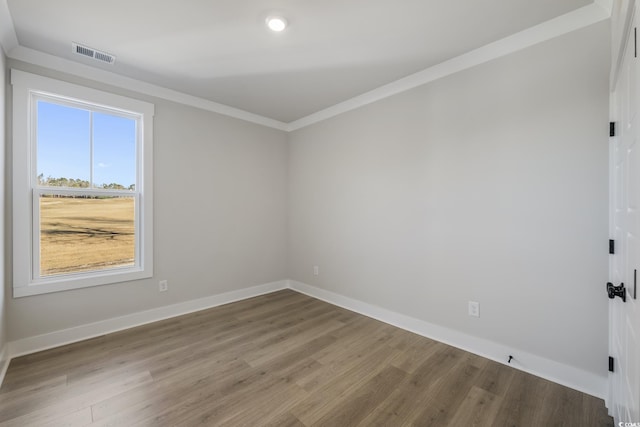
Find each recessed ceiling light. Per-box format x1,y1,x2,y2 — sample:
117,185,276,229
266,16,287,32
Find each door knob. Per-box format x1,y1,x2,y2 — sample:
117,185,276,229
607,282,626,302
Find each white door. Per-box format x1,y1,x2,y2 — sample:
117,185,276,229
610,2,640,423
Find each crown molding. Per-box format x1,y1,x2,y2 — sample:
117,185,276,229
3,2,610,132
0,0,18,55
287,3,611,131
8,46,289,131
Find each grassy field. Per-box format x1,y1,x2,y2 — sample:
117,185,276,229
39,196,135,276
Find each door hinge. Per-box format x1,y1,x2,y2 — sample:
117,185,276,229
609,356,615,373
610,239,615,254
610,122,616,137
635,27,637,58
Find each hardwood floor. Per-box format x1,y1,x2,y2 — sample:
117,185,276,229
0,290,613,426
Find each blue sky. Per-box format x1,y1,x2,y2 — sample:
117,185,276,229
37,100,137,188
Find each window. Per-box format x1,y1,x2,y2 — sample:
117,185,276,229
12,70,154,297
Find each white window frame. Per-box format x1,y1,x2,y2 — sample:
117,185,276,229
11,69,154,297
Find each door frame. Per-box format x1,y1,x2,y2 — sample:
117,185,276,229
609,0,638,420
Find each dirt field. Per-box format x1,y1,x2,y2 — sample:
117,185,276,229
39,196,135,276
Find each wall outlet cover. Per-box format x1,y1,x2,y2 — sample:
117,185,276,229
468,301,480,317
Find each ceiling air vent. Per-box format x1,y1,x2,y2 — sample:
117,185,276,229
72,42,116,65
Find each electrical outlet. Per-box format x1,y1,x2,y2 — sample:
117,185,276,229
468,301,480,317
159,280,168,292
313,265,319,276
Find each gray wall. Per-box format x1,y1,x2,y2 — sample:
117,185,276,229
6,61,289,340
287,22,610,376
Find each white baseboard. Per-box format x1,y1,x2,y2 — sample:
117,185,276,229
0,344,9,386
2,278,607,400
8,280,288,359
288,280,607,400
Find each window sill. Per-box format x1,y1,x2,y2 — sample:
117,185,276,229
13,267,152,298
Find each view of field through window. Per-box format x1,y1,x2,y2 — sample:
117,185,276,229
39,196,135,276
37,100,137,277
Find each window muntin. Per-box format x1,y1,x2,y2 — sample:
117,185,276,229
12,70,154,297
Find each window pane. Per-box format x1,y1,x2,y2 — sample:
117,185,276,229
93,112,136,190
39,195,135,276
37,101,90,187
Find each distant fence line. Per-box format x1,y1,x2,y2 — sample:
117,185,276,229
41,194,133,200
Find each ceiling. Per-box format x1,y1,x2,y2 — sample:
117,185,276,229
6,0,597,124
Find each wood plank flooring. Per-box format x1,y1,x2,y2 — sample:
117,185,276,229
0,290,613,426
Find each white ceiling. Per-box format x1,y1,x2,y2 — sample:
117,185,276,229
6,0,597,124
